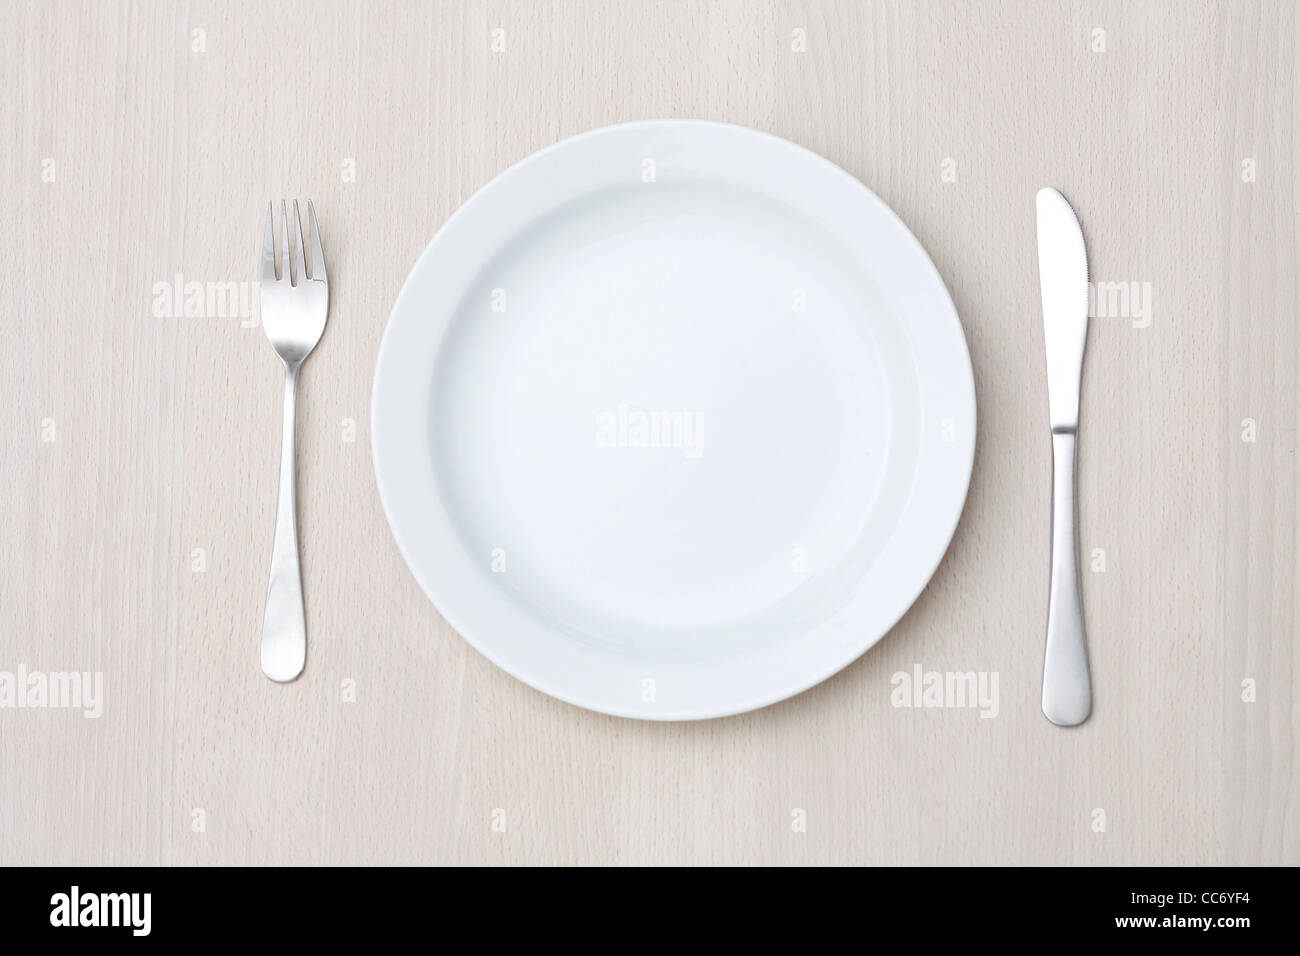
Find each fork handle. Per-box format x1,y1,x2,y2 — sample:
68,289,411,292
261,363,306,681
1042,431,1090,725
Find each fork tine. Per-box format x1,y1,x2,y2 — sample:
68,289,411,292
262,201,277,281
292,200,307,287
306,200,326,283
280,200,292,285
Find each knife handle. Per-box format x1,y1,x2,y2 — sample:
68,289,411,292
1042,430,1091,725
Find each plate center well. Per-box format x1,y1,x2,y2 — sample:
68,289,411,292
430,183,918,655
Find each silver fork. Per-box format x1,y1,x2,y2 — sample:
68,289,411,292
259,200,328,682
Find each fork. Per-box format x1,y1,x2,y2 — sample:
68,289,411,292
259,200,328,681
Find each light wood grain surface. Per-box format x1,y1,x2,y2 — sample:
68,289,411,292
1,0,1296,866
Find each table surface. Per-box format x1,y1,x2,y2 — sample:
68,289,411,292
1,0,1296,866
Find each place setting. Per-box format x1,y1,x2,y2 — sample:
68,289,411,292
258,120,1093,725
10,0,1293,905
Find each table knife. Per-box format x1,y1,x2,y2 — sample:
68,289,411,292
1036,187,1091,726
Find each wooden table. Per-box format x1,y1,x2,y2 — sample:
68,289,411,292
1,0,1295,865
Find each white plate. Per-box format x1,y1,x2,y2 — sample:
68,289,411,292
372,120,975,719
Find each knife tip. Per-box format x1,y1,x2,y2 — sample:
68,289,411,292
1036,186,1066,208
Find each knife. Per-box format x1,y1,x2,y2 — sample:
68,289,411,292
1036,187,1091,726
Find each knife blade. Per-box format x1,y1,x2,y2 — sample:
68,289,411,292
1037,188,1089,432
1036,187,1091,726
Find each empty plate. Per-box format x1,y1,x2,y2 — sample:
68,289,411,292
372,120,975,719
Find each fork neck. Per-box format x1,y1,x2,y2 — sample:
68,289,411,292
279,362,299,466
